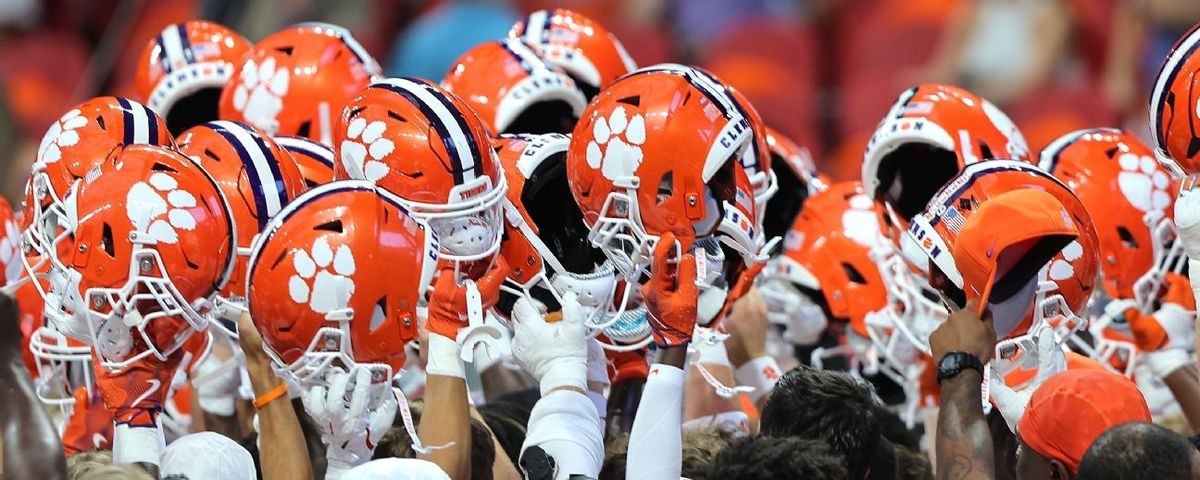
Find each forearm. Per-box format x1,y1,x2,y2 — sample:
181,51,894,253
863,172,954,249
1164,364,1200,433
935,371,993,480
480,362,534,403
683,363,741,421
418,373,472,479
0,355,67,479
247,364,313,480
627,361,685,480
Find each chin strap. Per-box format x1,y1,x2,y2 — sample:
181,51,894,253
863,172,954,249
456,280,505,364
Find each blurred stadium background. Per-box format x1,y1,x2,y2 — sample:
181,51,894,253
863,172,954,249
1,0,1198,205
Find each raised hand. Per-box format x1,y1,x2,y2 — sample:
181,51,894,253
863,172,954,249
642,232,699,348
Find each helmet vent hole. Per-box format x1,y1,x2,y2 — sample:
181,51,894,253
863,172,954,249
296,121,312,139
95,116,106,131
657,171,674,205
348,107,366,119
617,96,641,107
842,263,866,284
274,46,294,56
204,148,221,162
1104,147,1120,159
150,163,178,173
387,111,406,122
1117,226,1139,249
370,299,386,332
978,141,994,160
315,220,343,233
271,251,288,270
101,223,115,257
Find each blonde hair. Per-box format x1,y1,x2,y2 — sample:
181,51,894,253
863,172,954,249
68,451,154,480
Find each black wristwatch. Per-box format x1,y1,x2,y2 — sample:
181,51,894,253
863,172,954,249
936,351,984,384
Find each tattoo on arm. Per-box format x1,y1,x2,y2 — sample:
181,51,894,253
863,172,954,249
936,371,994,480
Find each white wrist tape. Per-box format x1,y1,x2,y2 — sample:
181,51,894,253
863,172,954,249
426,333,466,379
735,356,783,404
113,422,165,467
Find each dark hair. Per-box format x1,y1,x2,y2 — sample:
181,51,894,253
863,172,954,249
372,400,496,480
760,365,883,478
1078,422,1195,480
894,445,933,480
469,416,497,480
703,436,848,480
478,400,532,468
599,434,629,480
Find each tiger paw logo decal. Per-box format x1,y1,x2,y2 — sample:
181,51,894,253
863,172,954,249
340,118,393,183
842,194,882,247
1117,152,1171,213
1048,240,1083,281
38,109,87,165
231,57,289,134
126,173,198,245
586,106,646,181
289,236,356,314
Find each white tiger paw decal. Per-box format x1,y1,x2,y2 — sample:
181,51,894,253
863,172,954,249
231,57,289,134
842,193,882,247
125,173,198,245
37,109,87,165
339,118,394,182
586,106,646,181
0,216,19,283
1048,240,1083,281
1117,152,1171,213
289,236,357,314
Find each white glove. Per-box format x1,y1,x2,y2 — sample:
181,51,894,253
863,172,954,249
1141,302,1197,378
990,329,1065,433
302,366,397,479
585,338,609,424
191,339,244,417
1174,186,1200,302
511,293,588,396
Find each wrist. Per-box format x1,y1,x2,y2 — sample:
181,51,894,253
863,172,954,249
936,351,985,385
538,359,588,396
112,422,165,467
426,333,465,378
735,356,782,404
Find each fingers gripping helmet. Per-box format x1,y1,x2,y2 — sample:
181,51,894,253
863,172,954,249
509,8,637,98
566,64,751,279
1040,129,1183,313
863,84,1029,267
333,77,506,267
275,135,336,189
177,121,308,333
218,22,381,146
55,145,236,371
0,197,22,287
908,160,1099,343
247,181,439,384
23,98,174,293
135,20,251,134
441,39,587,135
1150,23,1200,177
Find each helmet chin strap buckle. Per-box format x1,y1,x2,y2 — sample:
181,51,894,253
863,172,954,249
456,280,504,364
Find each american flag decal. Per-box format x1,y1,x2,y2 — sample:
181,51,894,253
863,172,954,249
943,206,966,234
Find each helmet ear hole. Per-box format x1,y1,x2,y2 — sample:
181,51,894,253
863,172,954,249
101,223,115,257
1116,226,1139,249
841,262,866,284
369,298,386,332
656,171,674,205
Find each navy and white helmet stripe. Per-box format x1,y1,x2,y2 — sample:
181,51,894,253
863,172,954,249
518,10,555,47
627,64,740,119
371,78,484,185
276,136,335,168
499,38,554,75
209,121,290,226
114,97,162,145
293,22,382,76
1150,22,1200,151
1037,128,1122,173
927,160,1068,230
155,23,195,74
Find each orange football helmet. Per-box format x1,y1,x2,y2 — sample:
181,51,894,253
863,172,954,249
135,20,252,134
908,160,1099,343
762,126,824,241
50,144,235,371
1039,128,1184,313
863,84,1030,268
23,98,174,299
177,121,308,334
333,77,506,268
218,22,381,145
1150,23,1200,176
509,8,637,98
566,64,751,280
246,181,439,384
276,135,336,188
441,38,587,135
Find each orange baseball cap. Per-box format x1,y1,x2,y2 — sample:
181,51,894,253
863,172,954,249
1018,369,1151,472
